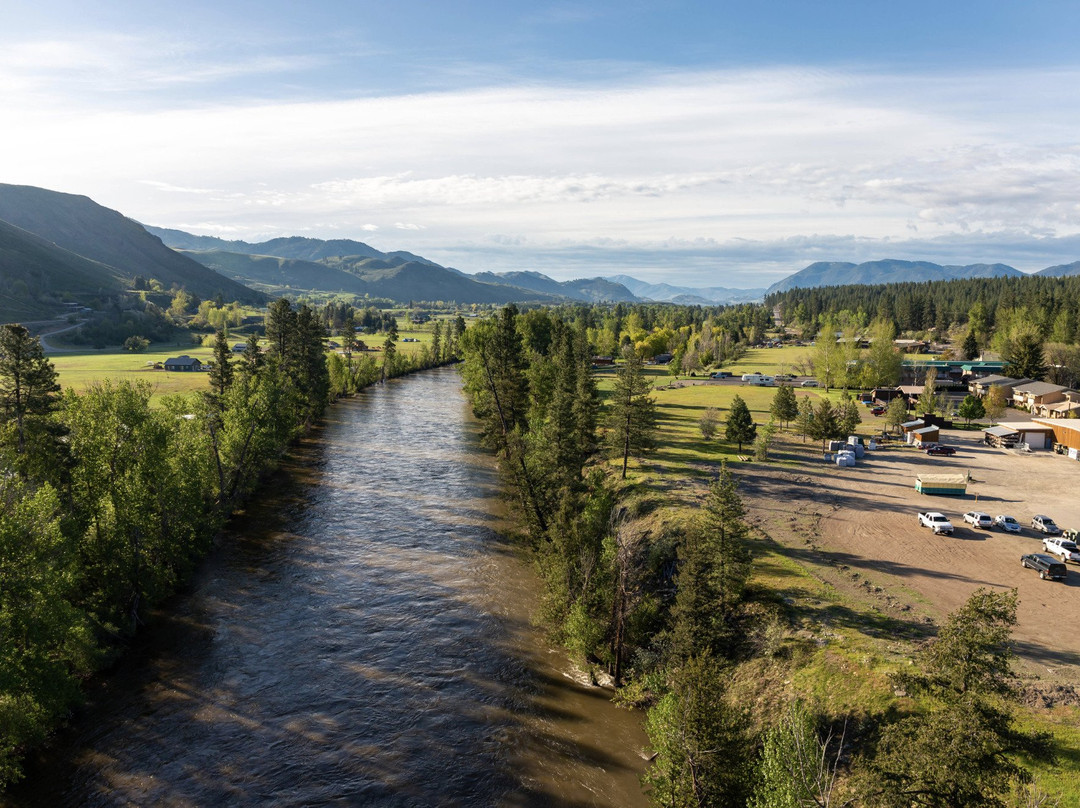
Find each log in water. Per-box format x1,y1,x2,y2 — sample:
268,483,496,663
6,368,649,807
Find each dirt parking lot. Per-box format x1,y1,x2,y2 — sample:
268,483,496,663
741,426,1080,681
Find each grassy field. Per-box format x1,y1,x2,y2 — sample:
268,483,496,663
49,342,216,398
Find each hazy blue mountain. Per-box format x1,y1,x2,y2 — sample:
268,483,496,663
606,274,765,303
766,259,1025,294
0,185,264,305
473,271,638,302
1036,260,1080,277
942,263,1024,279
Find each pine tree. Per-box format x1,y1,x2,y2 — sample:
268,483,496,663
770,384,798,430
795,396,815,443
606,347,657,479
1003,326,1047,381
725,394,757,452
208,330,234,403
0,324,62,460
962,330,979,361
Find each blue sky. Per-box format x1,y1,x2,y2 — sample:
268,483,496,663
4,1,1080,287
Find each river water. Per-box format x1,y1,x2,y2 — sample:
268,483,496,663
6,368,649,807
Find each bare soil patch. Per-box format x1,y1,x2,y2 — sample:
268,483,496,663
738,426,1080,682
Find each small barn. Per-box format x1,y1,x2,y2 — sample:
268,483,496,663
910,425,940,446
163,355,202,372
900,418,925,435
915,472,968,496
983,425,1020,448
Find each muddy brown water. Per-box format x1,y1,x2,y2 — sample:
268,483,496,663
6,368,649,807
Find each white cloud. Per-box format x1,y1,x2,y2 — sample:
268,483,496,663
5,63,1080,283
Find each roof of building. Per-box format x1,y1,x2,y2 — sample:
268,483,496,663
984,425,1019,437
1008,422,1058,432
1013,381,1071,396
900,419,925,429
916,472,969,484
164,355,201,365
971,374,1025,386
913,426,940,435
1034,418,1080,435
898,386,925,395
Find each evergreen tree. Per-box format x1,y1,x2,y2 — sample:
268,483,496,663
769,384,798,430
725,394,757,452
208,330,234,403
962,330,979,361
808,399,843,450
1003,326,1047,381
605,347,657,479
838,394,862,436
0,324,63,475
795,396,815,443
644,654,749,808
265,298,296,363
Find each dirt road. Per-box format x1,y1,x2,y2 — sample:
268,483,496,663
740,427,1080,682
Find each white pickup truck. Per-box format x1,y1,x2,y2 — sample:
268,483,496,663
1043,537,1080,564
919,511,955,535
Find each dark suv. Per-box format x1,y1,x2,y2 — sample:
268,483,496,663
1021,553,1068,581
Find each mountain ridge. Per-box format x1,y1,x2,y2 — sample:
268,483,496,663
0,184,266,305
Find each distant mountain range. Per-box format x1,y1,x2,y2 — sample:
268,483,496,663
764,259,1028,295
605,274,767,304
148,227,645,304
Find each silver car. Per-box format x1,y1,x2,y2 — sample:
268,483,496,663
1032,515,1062,535
994,515,1022,533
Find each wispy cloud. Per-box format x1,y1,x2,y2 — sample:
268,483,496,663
5,62,1080,284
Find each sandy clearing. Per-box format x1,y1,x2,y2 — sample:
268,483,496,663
739,425,1080,681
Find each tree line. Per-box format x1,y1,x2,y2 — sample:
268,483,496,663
0,302,460,787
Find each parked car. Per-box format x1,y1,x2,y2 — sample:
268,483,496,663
800,379,819,387
1043,537,1080,563
964,511,993,529
1032,515,1062,535
871,406,886,416
1021,553,1068,580
918,512,954,535
775,374,795,381
994,515,1022,533
710,371,733,379
926,445,957,456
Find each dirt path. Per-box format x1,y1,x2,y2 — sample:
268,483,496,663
36,319,85,352
739,427,1080,683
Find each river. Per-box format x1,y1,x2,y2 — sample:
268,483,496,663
5,367,650,807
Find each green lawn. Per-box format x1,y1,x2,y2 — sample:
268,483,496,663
49,342,215,399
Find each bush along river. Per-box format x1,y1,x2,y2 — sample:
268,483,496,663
5,367,649,808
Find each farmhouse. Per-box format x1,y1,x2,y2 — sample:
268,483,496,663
163,355,202,372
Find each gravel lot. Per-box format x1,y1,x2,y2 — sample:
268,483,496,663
740,424,1080,681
